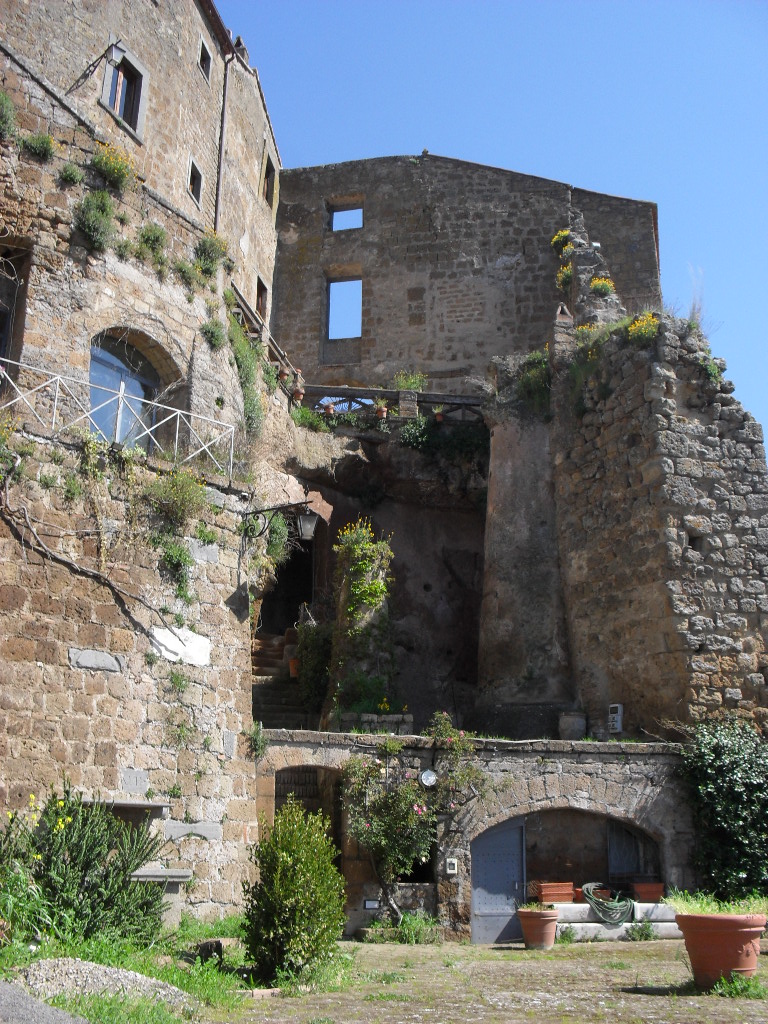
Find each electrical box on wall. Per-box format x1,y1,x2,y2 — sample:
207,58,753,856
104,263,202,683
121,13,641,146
445,857,458,875
608,703,623,733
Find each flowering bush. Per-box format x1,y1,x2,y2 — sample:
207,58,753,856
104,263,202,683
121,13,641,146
556,262,572,291
589,276,615,296
343,713,485,922
550,228,570,254
0,786,163,943
145,467,208,531
91,140,136,191
627,311,659,343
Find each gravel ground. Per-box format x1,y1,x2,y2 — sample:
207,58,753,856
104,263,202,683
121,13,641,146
219,938,768,1024
3,938,768,1024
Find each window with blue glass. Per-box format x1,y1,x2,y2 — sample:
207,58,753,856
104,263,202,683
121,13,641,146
89,334,161,448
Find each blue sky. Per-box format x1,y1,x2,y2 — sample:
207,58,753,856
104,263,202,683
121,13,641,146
216,0,768,430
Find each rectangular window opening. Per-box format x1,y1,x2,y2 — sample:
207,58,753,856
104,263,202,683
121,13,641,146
198,39,212,81
188,160,202,204
332,206,363,231
108,60,141,131
100,42,149,140
328,279,362,340
262,155,275,208
256,278,268,321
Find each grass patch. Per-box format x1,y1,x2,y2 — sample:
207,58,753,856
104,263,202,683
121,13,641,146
711,973,768,999
49,993,184,1024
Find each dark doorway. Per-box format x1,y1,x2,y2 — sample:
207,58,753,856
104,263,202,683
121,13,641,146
258,541,313,635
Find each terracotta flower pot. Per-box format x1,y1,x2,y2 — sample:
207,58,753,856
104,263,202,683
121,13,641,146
376,406,387,419
675,913,767,989
632,882,665,903
533,882,574,904
292,388,304,401
517,908,559,950
288,657,299,678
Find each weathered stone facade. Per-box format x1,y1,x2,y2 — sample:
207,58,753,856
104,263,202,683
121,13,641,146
259,730,694,938
1,0,767,934
272,156,660,390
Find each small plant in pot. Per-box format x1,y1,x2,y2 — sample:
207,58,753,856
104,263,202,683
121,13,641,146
516,901,559,950
663,890,768,989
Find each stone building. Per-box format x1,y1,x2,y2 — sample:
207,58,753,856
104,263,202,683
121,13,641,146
1,0,767,938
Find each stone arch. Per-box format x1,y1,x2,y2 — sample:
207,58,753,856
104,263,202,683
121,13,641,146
89,325,188,447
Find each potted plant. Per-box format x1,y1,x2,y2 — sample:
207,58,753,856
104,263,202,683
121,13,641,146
664,890,768,989
373,397,387,419
324,402,335,416
432,404,444,422
516,901,559,950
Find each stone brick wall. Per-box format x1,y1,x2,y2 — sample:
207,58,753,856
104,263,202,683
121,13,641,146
2,0,279,322
271,155,660,391
0,433,261,915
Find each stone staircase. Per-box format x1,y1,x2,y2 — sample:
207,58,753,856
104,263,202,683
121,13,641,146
252,629,313,730
554,901,682,942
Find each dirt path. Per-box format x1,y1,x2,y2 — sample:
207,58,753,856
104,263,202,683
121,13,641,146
203,939,768,1024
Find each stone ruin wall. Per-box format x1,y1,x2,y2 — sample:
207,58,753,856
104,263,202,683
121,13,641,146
551,314,768,737
271,157,659,392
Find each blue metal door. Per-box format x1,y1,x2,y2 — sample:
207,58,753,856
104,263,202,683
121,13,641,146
470,817,525,943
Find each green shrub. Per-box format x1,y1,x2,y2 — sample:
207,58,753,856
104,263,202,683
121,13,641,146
262,360,279,394
228,314,263,433
681,719,768,899
245,720,268,759
242,795,346,983
290,405,329,432
626,919,656,941
390,369,428,392
515,347,551,416
550,228,570,254
627,311,659,344
22,131,55,161
200,317,226,350
194,232,228,277
173,258,204,293
91,141,136,191
589,276,615,296
556,262,572,291
113,237,132,260
0,785,164,942
74,190,115,252
153,535,194,600
266,511,290,565
297,622,334,714
397,911,442,944
0,90,16,141
134,222,167,266
194,521,217,545
399,415,431,450
59,161,84,185
145,468,207,531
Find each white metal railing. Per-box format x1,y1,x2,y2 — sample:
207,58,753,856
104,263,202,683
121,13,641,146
0,359,235,478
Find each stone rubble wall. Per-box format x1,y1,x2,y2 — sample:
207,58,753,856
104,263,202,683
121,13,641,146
552,314,768,735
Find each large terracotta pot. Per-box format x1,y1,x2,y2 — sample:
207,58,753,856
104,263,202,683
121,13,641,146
632,882,664,903
517,908,559,950
675,913,767,988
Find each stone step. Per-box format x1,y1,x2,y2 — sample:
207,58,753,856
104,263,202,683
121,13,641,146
555,902,676,924
557,921,683,942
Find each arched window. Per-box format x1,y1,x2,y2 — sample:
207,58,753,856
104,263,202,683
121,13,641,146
89,333,161,447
